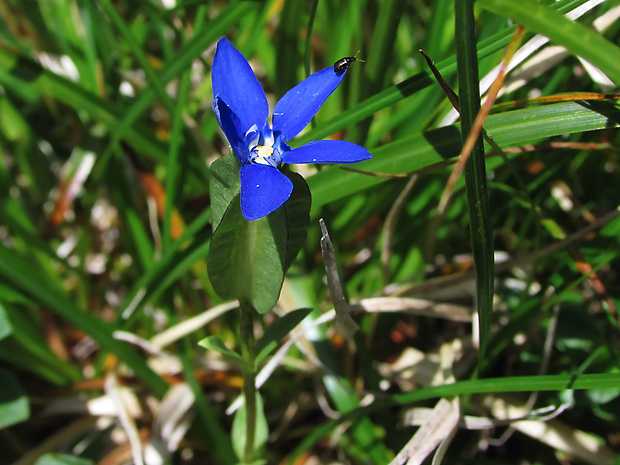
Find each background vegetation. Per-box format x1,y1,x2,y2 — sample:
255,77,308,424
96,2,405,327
1,0,619,464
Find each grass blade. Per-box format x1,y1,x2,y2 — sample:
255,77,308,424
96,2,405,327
0,244,169,396
477,0,620,84
455,0,494,362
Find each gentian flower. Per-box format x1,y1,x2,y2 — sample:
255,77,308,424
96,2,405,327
212,37,372,221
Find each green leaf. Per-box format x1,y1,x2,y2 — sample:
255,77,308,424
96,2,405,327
232,392,269,462
34,454,94,465
198,335,248,369
307,100,620,211
209,161,311,271
209,155,241,232
255,307,312,366
207,167,311,315
0,366,29,429
282,171,311,272
600,211,620,238
207,196,287,314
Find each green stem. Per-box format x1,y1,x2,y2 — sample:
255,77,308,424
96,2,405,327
240,302,256,464
455,0,494,363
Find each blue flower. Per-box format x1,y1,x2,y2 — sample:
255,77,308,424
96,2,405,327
212,37,372,221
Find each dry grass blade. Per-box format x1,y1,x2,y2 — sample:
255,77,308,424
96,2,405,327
387,397,460,465
389,343,461,465
350,297,472,322
149,301,239,350
144,383,195,465
404,402,571,430
105,373,145,465
319,218,359,338
488,397,617,465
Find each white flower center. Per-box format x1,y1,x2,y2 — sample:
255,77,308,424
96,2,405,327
252,145,275,165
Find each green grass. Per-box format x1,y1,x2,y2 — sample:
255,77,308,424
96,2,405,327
1,1,619,464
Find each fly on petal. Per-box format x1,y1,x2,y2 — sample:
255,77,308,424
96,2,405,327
212,37,371,222
273,66,348,140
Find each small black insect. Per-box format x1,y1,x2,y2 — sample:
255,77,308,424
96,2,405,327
333,55,363,72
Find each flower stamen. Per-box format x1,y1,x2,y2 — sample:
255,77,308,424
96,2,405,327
250,145,276,166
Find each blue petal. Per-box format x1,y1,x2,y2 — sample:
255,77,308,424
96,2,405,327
212,38,269,135
213,97,249,163
240,164,294,221
281,140,372,164
273,66,346,139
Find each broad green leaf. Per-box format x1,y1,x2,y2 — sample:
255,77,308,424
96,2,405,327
207,167,312,314
208,195,287,314
209,155,241,232
198,336,248,369
282,171,311,272
0,367,29,429
231,392,269,462
255,308,312,367
209,160,311,272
